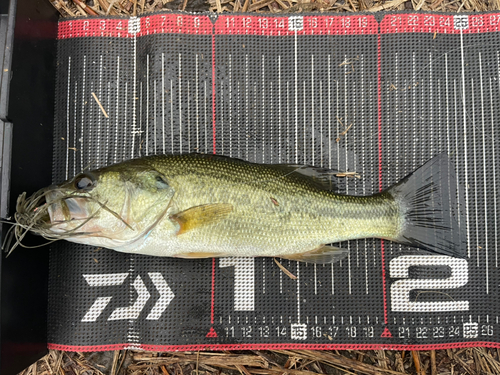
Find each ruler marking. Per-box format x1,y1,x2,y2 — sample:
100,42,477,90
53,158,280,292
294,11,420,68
328,55,332,169
303,81,306,163
124,82,127,159
229,54,232,157
479,52,488,293
73,81,77,176
320,80,323,167
294,30,298,164
171,80,174,154
460,30,471,258
491,74,498,269
66,56,71,179
179,53,182,153
471,77,479,267
205,80,208,153
279,55,282,163
196,55,199,152
162,53,165,154
98,55,102,165
311,54,314,162
154,80,157,153
145,54,148,157
296,261,301,324
246,55,249,159
132,31,137,158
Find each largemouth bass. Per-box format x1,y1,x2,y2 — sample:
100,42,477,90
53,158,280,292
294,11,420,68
11,153,464,263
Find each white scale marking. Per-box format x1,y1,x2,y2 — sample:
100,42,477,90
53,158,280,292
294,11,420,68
221,83,224,154
132,32,137,158
66,56,71,179
171,80,174,154
445,54,450,157
296,262,300,323
154,80,157,152
314,264,317,295
196,54,199,151
205,81,208,153
114,56,120,162
262,55,265,162
179,53,182,153
311,55,314,161
98,55,103,165
344,58,351,293
106,82,110,165
145,54,149,156
361,55,368,295
295,30,298,164
328,55,332,169
73,81,77,176
320,81,323,167
139,82,142,156
479,53,488,293
162,53,165,154
246,55,249,158
124,82,128,159
229,54,232,157
278,55,282,163
471,78,479,267
303,81,306,163
81,56,86,171
491,73,498,268
187,81,190,152
430,52,433,155
460,30,471,258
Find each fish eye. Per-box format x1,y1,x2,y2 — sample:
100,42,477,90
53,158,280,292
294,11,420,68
155,175,169,189
74,174,95,191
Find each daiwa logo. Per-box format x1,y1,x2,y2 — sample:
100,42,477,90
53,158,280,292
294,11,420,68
81,273,174,322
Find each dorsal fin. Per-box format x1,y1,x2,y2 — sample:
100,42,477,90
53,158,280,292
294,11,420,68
267,164,344,192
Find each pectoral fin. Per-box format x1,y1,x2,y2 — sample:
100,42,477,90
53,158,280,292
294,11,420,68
170,203,233,235
281,245,349,264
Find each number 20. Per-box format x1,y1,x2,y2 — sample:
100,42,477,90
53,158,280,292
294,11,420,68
390,255,468,312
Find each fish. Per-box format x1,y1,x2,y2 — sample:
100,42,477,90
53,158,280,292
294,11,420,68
9,153,465,263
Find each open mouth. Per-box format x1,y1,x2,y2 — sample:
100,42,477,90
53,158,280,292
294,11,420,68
46,191,90,227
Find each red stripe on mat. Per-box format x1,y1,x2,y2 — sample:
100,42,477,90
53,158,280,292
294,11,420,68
48,342,500,352
377,33,389,328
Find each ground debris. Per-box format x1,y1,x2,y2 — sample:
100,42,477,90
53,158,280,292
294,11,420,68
19,347,500,375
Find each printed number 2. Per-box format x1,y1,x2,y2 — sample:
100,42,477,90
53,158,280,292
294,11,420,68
390,255,469,312
219,258,255,311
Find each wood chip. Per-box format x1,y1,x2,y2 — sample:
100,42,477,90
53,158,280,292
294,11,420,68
91,92,109,118
367,0,406,11
274,258,297,279
249,0,275,10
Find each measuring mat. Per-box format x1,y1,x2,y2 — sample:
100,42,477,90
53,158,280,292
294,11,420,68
49,12,500,351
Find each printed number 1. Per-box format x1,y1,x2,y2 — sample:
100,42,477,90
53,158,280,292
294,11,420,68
219,258,255,311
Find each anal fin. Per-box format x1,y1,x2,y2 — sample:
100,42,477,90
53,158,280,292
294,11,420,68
281,245,349,264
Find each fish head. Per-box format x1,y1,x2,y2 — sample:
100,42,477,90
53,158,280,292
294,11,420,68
14,162,175,250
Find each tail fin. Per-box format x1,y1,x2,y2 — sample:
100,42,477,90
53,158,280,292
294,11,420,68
387,154,466,258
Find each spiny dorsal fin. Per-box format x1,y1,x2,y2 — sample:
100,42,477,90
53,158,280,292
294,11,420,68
268,164,344,192
170,203,233,235
280,245,349,264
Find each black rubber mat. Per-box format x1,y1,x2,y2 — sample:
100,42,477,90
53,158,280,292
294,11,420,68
49,12,500,351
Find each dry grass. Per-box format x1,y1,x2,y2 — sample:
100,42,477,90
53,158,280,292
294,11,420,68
19,347,500,375
50,0,500,19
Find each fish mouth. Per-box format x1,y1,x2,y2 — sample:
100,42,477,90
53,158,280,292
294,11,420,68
11,187,95,244
46,191,91,229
